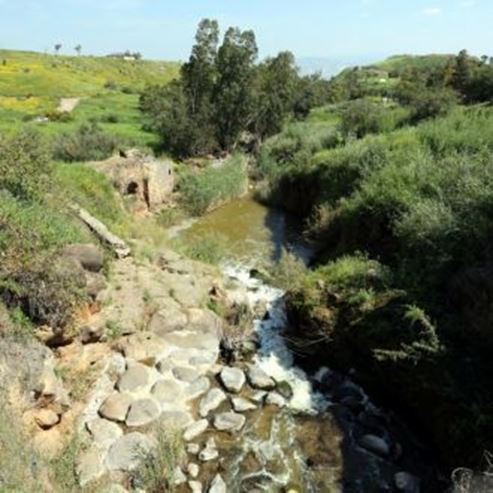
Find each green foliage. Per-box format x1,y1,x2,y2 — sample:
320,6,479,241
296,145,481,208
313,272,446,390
0,127,51,201
178,154,248,215
52,122,122,162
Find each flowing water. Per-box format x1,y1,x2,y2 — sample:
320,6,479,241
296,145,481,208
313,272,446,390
174,197,437,492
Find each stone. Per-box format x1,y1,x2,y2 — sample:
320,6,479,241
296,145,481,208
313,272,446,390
117,364,150,392
148,307,188,336
187,443,200,455
85,272,107,300
33,409,60,430
80,324,104,344
99,393,133,422
87,418,123,448
265,392,286,408
117,332,168,364
187,308,222,337
219,367,246,393
213,412,246,432
359,434,390,457
394,472,421,492
232,397,257,413
189,481,203,493
106,432,152,471
151,379,184,404
62,243,104,272
174,467,187,485
173,366,200,383
187,462,200,478
199,437,219,462
209,474,227,493
126,398,161,427
199,388,227,417
160,411,193,428
246,364,275,390
250,391,267,403
76,446,105,486
184,419,209,441
185,377,211,400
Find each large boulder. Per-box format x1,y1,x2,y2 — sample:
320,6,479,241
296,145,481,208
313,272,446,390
62,244,104,273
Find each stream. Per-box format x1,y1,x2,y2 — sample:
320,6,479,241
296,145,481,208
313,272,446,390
173,197,439,492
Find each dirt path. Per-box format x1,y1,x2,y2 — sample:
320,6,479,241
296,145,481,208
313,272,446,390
57,97,80,113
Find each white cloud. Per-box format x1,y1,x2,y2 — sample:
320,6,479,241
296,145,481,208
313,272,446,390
422,7,442,16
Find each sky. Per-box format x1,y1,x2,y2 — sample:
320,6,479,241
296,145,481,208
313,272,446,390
0,0,492,62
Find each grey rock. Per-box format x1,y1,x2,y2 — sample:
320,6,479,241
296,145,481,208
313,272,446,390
199,388,227,417
187,443,200,455
173,366,200,383
189,481,203,493
76,446,105,486
117,364,150,392
85,272,107,300
151,378,184,404
126,398,161,427
184,419,208,441
208,474,227,493
265,392,286,408
232,397,257,412
395,472,421,493
148,306,188,336
185,376,211,400
359,434,390,457
219,367,246,393
99,393,133,422
250,390,267,403
174,467,187,485
199,437,219,462
106,432,152,471
246,364,275,390
160,410,193,428
87,418,123,448
62,243,104,272
213,411,246,432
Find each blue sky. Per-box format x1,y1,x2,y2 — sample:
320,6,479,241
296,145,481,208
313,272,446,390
0,0,491,61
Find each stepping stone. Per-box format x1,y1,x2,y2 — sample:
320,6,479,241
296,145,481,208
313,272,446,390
250,391,267,403
185,376,211,400
209,474,227,493
187,462,200,478
189,481,203,493
86,418,123,448
99,393,133,422
189,352,217,366
106,432,152,471
151,378,184,404
199,437,219,462
265,392,286,408
199,388,227,417
232,397,257,412
118,332,168,364
126,398,161,427
117,364,150,392
162,331,219,351
219,367,246,393
160,411,193,428
247,364,275,390
212,412,246,432
76,446,105,486
184,419,208,441
359,434,390,457
173,366,200,383
187,443,200,455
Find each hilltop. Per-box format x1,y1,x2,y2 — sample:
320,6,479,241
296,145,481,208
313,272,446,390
0,49,180,146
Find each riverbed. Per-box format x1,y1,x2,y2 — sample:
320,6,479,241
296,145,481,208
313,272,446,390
173,196,440,492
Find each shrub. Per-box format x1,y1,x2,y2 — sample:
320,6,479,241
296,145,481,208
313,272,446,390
53,122,122,162
178,154,248,215
173,232,227,265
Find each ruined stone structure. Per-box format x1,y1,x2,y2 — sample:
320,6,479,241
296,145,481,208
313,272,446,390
89,149,175,212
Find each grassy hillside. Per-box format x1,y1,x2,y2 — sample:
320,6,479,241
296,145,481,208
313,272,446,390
0,49,180,146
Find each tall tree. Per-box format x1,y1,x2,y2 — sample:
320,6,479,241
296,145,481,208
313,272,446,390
452,49,473,96
75,44,82,56
54,43,62,56
213,27,258,149
254,51,299,139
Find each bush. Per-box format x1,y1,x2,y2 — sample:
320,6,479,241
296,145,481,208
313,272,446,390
53,122,122,162
0,128,51,201
173,232,227,265
178,154,248,215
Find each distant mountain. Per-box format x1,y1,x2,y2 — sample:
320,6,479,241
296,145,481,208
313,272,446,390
296,55,388,78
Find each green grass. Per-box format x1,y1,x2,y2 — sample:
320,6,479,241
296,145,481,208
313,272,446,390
0,49,179,146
